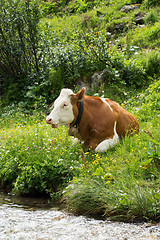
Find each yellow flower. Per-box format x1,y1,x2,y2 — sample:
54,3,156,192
85,152,89,155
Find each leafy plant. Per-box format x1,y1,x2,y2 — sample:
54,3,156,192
145,52,160,78
0,0,46,105
143,0,160,8
145,10,158,24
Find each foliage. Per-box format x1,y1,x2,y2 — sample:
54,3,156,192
0,111,83,196
40,0,68,16
144,9,159,24
40,0,100,16
40,29,149,97
0,0,47,105
143,0,160,8
145,52,160,78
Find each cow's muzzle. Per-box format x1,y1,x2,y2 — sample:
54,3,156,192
46,118,58,128
46,117,52,124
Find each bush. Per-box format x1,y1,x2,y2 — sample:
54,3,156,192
40,0,98,16
40,0,69,16
120,59,148,87
0,116,83,196
44,31,148,93
145,10,158,24
145,52,160,78
0,0,42,77
0,0,47,105
143,0,160,7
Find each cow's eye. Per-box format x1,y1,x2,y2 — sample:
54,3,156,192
63,103,68,107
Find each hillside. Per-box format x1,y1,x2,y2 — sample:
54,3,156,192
39,0,160,92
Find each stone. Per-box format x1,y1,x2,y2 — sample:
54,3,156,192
135,12,145,25
120,4,141,13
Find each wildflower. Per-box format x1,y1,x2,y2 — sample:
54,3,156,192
86,16,89,21
141,166,147,169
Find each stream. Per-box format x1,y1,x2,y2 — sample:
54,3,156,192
0,191,160,240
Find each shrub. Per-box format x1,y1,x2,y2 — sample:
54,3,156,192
44,31,148,93
40,0,99,16
0,118,83,197
120,59,148,87
145,10,158,24
143,0,160,7
40,0,68,16
0,0,46,104
0,0,42,77
145,52,160,78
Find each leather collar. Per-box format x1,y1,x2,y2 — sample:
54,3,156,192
71,99,84,128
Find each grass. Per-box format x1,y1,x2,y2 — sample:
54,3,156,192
0,79,160,222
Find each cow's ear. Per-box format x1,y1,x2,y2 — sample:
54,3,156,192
75,87,86,100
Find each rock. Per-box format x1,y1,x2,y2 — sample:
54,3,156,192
91,71,103,84
135,12,145,25
107,22,127,34
76,78,90,92
120,4,141,13
76,71,104,92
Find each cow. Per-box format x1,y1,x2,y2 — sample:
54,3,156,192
46,87,139,152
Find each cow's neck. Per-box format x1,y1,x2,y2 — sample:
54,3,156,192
69,96,97,142
69,99,84,137
72,99,84,128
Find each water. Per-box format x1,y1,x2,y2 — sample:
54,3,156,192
0,192,160,240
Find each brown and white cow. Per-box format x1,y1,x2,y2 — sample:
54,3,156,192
46,87,139,152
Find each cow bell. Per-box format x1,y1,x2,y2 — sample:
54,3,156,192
68,126,78,136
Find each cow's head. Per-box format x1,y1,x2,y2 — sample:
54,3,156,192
46,87,85,128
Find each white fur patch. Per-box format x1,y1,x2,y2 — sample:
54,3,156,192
101,98,113,112
46,88,74,126
95,121,119,152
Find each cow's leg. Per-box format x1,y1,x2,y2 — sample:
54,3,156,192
95,136,119,152
95,121,119,152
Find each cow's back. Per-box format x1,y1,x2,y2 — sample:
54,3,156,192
105,99,139,138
